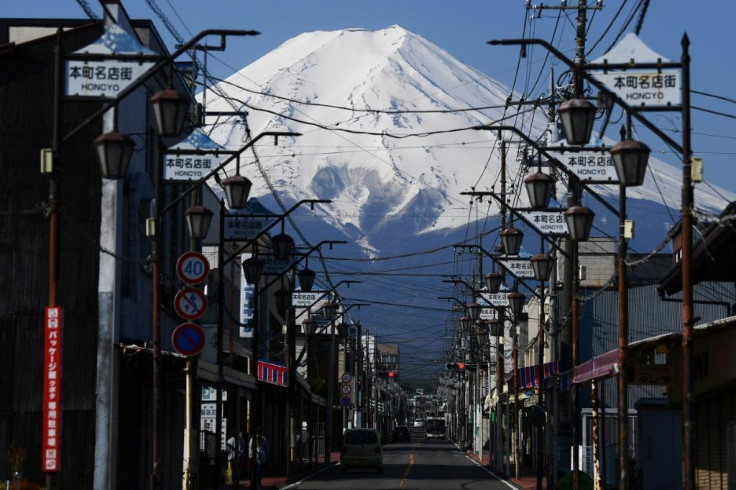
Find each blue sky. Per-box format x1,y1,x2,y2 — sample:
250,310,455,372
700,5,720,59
6,0,735,196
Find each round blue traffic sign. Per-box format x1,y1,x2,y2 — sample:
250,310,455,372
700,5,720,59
340,396,351,408
176,251,210,285
174,287,208,321
172,323,205,356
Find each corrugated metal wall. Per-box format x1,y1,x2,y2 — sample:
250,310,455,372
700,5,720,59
0,22,104,488
579,281,736,409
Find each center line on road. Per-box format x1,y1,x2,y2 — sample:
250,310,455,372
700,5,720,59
399,452,414,489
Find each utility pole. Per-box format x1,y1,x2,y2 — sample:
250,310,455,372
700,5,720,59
497,133,508,476
570,4,586,489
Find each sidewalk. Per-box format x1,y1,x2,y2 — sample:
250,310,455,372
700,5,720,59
225,451,341,489
467,451,547,490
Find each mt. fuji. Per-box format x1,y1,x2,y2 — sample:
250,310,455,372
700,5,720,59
199,25,733,382
202,25,732,255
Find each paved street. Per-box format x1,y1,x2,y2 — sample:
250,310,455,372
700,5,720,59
283,434,513,490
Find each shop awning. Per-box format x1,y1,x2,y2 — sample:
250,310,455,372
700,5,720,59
572,349,619,384
506,361,560,389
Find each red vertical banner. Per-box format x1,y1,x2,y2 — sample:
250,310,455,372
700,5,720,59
42,306,62,472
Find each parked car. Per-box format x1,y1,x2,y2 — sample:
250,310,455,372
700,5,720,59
391,425,411,443
340,428,383,473
412,419,425,428
426,417,446,439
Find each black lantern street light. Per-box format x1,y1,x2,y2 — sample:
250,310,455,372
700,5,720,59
183,204,214,240
271,232,295,261
531,253,555,282
610,139,651,187
242,255,265,285
484,271,504,294
508,291,526,317
150,87,191,138
298,267,316,292
525,171,555,209
93,130,135,179
322,300,338,321
467,301,482,322
500,226,524,256
301,317,317,336
564,205,594,242
459,316,472,333
488,318,504,338
557,98,596,146
221,174,252,209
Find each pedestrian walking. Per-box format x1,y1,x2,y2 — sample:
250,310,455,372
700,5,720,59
249,426,268,487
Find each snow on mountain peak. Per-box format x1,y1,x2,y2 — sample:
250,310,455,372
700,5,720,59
202,26,734,253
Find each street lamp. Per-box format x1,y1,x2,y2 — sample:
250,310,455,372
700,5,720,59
302,317,317,336
508,291,526,316
298,267,316,292
322,300,338,320
531,253,555,282
92,130,134,179
467,301,482,321
485,271,504,294
610,139,651,187
500,226,524,256
271,233,295,261
525,171,555,209
242,255,265,285
557,98,596,145
221,174,252,209
459,316,472,333
564,205,594,241
150,87,191,137
488,318,504,337
183,204,214,240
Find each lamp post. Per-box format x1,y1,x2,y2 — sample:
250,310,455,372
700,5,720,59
531,251,554,490
45,26,255,490
322,302,368,464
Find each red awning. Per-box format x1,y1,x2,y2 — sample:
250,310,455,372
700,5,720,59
572,350,619,384
505,361,560,389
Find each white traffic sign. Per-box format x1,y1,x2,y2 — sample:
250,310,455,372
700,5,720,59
176,251,210,285
292,291,328,307
341,372,353,383
65,24,157,99
66,60,155,98
479,292,510,308
174,287,208,321
224,217,269,241
162,153,224,181
496,258,535,279
480,307,500,320
590,33,681,107
518,210,569,236
341,384,352,395
547,149,619,182
593,70,681,107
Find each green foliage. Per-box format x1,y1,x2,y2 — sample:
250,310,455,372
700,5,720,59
556,470,594,490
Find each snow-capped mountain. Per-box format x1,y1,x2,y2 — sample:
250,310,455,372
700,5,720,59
202,25,734,254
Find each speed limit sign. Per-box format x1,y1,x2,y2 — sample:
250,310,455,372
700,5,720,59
176,251,210,285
